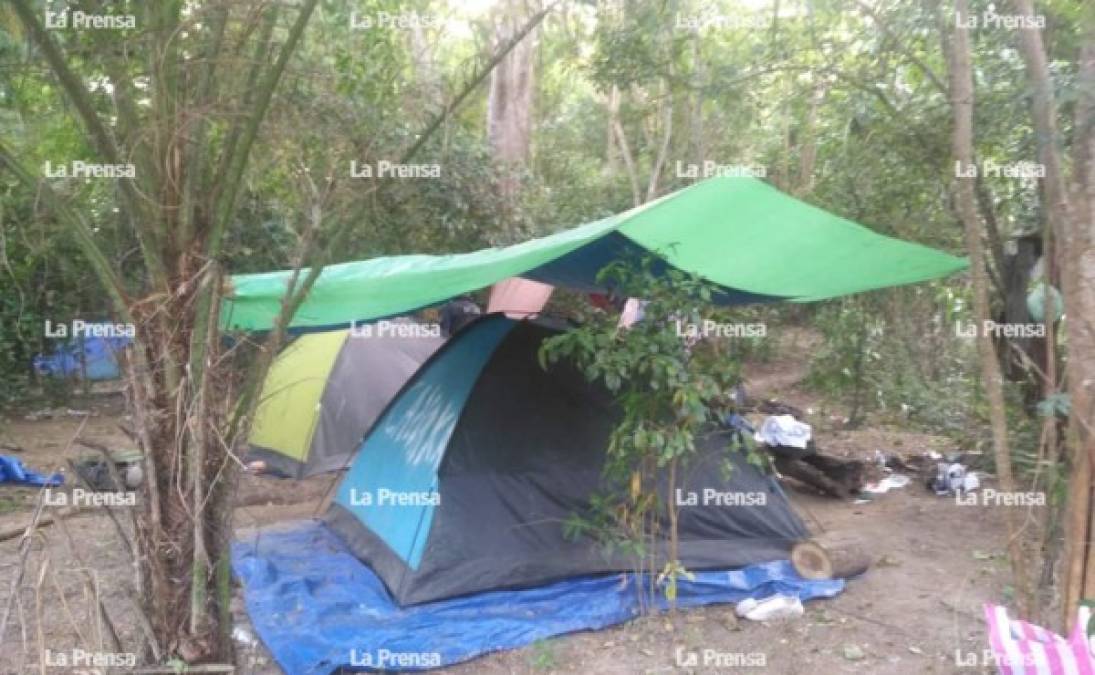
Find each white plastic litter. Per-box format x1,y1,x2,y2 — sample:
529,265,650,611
861,473,911,495
123,463,143,489
931,462,979,495
735,597,758,616
735,594,804,621
617,298,647,328
232,625,257,648
963,471,980,492
753,415,812,449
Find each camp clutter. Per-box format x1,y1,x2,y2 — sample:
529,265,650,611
229,175,967,672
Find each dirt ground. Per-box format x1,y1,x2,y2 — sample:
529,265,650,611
0,331,1011,674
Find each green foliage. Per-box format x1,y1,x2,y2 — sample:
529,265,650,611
589,1,683,92
1,0,1085,477
807,286,977,436
805,297,886,420
0,181,99,405
541,256,759,604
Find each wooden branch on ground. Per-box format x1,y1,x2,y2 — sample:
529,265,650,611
774,455,850,499
131,665,235,674
743,398,807,420
773,453,866,499
0,486,49,640
64,456,136,560
0,417,85,640
0,507,91,543
50,505,126,654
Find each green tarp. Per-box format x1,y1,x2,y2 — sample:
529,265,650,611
222,177,967,331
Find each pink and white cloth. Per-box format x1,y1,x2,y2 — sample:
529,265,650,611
985,604,1095,674
487,278,554,319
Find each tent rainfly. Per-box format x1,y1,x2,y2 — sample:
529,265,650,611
221,176,967,332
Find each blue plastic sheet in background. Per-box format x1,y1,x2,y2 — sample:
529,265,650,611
232,521,845,674
0,455,64,487
33,329,131,381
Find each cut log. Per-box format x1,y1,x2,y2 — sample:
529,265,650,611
756,399,807,419
772,453,866,498
802,453,867,487
791,537,872,580
132,666,235,674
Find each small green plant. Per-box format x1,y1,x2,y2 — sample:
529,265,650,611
0,494,20,514
541,256,761,607
528,640,558,670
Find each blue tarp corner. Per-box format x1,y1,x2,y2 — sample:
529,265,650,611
232,520,845,674
0,455,64,487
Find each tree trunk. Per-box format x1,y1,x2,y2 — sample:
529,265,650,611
127,304,235,661
645,80,673,202
1010,0,1095,627
487,2,541,206
666,456,680,609
608,85,643,208
688,28,706,169
795,84,826,196
3,0,557,663
948,0,1030,613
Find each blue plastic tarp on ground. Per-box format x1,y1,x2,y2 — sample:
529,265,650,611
0,455,63,487
232,520,845,674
